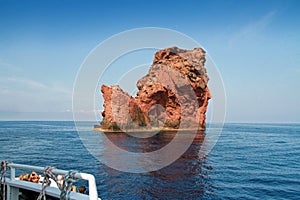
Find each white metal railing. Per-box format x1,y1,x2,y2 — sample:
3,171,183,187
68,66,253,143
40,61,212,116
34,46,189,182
3,163,99,200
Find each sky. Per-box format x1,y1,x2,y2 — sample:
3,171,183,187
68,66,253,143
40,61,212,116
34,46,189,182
0,0,299,122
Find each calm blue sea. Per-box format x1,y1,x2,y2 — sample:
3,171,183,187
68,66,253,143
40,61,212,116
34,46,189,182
0,121,299,199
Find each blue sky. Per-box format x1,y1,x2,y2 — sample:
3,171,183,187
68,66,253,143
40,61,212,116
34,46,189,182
0,0,299,122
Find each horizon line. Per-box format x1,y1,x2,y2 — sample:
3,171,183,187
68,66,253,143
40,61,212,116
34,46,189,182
0,120,299,124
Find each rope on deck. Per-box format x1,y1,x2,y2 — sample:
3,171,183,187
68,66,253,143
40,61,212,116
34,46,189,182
37,166,78,200
0,160,11,200
60,170,78,200
37,166,57,200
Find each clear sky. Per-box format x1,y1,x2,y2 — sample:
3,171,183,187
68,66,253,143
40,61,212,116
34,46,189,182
0,0,299,122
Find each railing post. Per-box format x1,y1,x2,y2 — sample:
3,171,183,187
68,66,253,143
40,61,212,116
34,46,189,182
88,175,98,200
6,185,10,200
7,165,14,200
10,167,15,181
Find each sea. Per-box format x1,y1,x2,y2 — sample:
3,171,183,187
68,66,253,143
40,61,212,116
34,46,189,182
0,121,299,199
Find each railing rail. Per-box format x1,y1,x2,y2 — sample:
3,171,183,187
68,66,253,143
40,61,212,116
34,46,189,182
5,163,99,200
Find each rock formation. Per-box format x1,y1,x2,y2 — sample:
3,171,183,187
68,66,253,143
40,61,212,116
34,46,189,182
98,46,211,131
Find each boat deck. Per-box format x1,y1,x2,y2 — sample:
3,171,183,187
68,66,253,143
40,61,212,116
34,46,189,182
1,162,100,200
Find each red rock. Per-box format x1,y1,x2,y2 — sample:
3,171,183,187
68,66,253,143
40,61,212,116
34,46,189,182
99,47,211,131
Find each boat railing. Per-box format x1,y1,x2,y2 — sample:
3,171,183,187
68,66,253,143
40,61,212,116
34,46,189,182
2,163,99,200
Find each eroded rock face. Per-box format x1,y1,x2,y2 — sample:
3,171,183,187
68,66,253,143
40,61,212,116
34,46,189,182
100,47,211,131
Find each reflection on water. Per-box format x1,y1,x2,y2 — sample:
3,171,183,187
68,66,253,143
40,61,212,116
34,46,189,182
98,131,214,199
